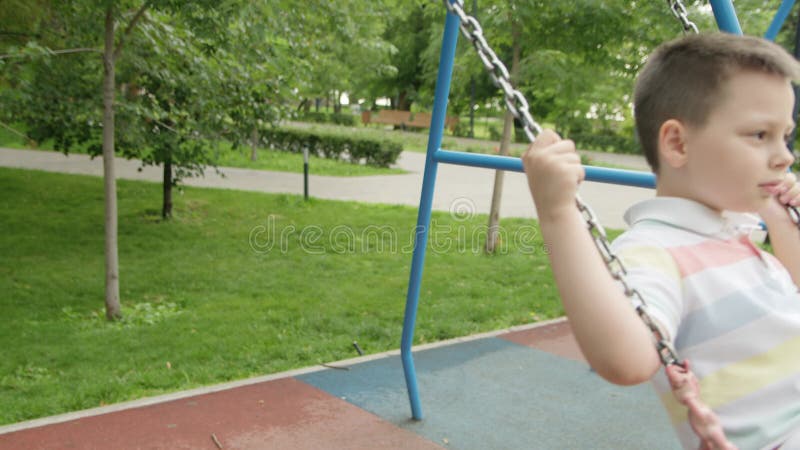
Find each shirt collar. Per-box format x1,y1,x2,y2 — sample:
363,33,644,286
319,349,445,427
623,197,762,239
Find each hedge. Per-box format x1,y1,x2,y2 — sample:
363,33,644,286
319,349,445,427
568,132,638,154
262,127,402,168
298,111,357,127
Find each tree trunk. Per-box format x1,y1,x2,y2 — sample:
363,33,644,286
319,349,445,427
485,12,520,254
162,156,173,219
397,91,409,111
102,6,121,320
250,128,259,161
485,110,514,253
333,90,341,114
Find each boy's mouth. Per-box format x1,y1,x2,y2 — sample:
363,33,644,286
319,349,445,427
758,181,782,194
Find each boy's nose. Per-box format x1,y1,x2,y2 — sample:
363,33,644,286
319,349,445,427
771,145,795,170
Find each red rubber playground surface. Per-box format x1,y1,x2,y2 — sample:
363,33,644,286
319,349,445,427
0,319,680,450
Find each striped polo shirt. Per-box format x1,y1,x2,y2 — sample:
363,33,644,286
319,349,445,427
610,197,800,450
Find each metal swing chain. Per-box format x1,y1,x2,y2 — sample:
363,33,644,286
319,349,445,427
443,0,543,143
667,0,700,34
441,0,681,366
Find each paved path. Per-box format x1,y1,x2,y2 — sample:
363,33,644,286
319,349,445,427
0,147,653,229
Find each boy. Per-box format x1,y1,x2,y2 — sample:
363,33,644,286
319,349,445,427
521,33,800,450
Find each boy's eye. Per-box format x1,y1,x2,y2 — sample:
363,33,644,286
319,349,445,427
755,131,767,140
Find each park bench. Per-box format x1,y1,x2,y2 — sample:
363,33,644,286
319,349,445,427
361,110,411,128
361,110,459,132
406,112,432,129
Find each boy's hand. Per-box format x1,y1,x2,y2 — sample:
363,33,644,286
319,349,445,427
521,129,584,221
759,171,800,224
666,361,737,450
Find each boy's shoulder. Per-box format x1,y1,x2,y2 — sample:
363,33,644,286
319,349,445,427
610,224,682,280
613,197,761,250
610,197,761,279
612,218,699,248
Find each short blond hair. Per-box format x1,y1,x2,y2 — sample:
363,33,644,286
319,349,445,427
634,33,800,173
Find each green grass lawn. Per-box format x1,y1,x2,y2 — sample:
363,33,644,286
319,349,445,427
0,167,598,425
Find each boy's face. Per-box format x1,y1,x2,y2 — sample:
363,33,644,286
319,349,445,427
682,70,796,213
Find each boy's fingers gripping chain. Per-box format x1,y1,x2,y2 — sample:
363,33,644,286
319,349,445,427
531,129,561,149
665,362,737,450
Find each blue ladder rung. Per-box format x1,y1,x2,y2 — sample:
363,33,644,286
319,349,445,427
434,149,656,188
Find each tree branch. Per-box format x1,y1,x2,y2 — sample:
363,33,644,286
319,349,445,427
112,1,151,61
0,47,101,60
115,102,225,143
0,31,42,38
0,121,36,146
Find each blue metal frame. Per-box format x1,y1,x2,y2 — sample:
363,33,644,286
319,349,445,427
765,0,796,41
435,149,656,188
709,0,743,34
400,8,460,420
710,0,797,39
400,0,792,420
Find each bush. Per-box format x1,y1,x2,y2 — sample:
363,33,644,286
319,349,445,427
300,111,328,124
298,111,357,127
569,131,638,154
451,120,471,137
330,113,356,126
488,125,502,141
262,127,402,168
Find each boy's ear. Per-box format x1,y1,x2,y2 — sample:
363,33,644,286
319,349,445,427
658,119,689,169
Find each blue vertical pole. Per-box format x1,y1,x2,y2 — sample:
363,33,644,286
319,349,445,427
765,0,796,41
709,0,744,34
400,6,460,420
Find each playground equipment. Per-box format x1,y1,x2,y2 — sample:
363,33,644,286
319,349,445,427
400,0,799,434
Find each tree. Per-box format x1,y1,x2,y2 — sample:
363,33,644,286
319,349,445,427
0,0,248,318
1,1,393,318
117,2,373,217
363,1,436,111
486,1,521,254
113,6,263,219
0,1,151,320
294,1,396,113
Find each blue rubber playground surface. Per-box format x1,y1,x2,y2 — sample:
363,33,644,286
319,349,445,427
0,319,681,449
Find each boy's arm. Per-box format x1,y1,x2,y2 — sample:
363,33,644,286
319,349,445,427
522,130,661,385
759,172,800,286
